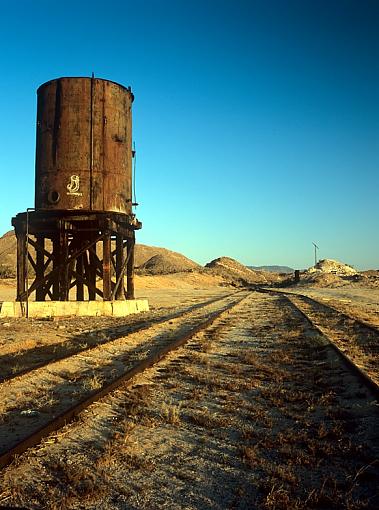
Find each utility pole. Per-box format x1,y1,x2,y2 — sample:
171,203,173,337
312,242,319,266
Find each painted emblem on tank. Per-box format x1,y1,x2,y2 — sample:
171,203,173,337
66,175,82,196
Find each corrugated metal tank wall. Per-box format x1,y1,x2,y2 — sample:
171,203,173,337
35,77,134,214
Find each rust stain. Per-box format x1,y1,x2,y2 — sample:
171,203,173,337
35,77,134,214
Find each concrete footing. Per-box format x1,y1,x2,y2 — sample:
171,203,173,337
0,300,149,319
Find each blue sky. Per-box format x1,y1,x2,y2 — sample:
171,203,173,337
0,0,378,269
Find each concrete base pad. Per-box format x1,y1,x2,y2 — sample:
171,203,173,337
0,300,149,318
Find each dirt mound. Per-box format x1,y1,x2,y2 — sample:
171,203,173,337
358,270,379,288
294,259,363,288
205,257,268,285
361,270,379,278
134,244,188,267
307,259,358,276
292,259,379,289
138,253,200,274
300,272,347,288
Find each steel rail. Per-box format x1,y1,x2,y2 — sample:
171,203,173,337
272,291,379,398
0,291,245,384
0,292,250,470
294,293,379,335
257,287,379,334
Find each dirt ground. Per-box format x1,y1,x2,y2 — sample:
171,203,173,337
0,273,228,310
0,277,378,509
0,274,231,381
0,291,378,509
1,274,378,323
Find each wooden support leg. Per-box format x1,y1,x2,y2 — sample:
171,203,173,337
126,234,135,300
52,236,60,300
88,238,97,300
76,254,84,301
16,230,27,301
59,223,69,301
103,234,111,301
115,234,125,300
35,236,45,301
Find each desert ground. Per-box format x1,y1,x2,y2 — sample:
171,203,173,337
0,269,378,509
1,271,379,322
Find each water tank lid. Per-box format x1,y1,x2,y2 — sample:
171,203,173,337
37,76,134,101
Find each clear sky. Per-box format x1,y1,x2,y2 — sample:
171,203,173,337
0,0,378,269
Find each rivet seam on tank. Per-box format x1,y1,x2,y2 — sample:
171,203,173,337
67,175,82,196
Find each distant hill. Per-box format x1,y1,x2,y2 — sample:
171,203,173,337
137,252,200,274
248,265,295,274
135,244,198,268
0,231,16,273
206,257,269,285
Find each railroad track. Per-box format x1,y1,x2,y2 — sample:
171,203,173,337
0,291,245,383
0,290,250,470
259,288,379,396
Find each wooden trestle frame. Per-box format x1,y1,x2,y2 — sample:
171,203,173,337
12,211,141,302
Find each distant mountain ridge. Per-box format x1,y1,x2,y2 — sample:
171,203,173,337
248,265,294,274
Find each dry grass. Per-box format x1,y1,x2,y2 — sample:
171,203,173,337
2,457,109,509
188,351,210,366
159,400,181,425
188,408,231,429
240,444,260,468
82,374,104,391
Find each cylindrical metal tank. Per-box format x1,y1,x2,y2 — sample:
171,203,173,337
35,77,134,214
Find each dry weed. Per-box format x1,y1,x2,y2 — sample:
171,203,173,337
240,445,260,468
263,483,302,509
82,374,104,391
188,351,210,365
240,425,257,440
189,408,230,429
10,363,27,374
36,392,57,410
200,340,214,353
159,401,181,425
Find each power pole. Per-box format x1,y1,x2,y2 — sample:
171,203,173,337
312,242,319,266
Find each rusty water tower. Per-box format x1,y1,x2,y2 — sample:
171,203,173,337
12,76,141,302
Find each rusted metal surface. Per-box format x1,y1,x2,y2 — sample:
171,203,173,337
35,77,134,214
13,77,140,303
